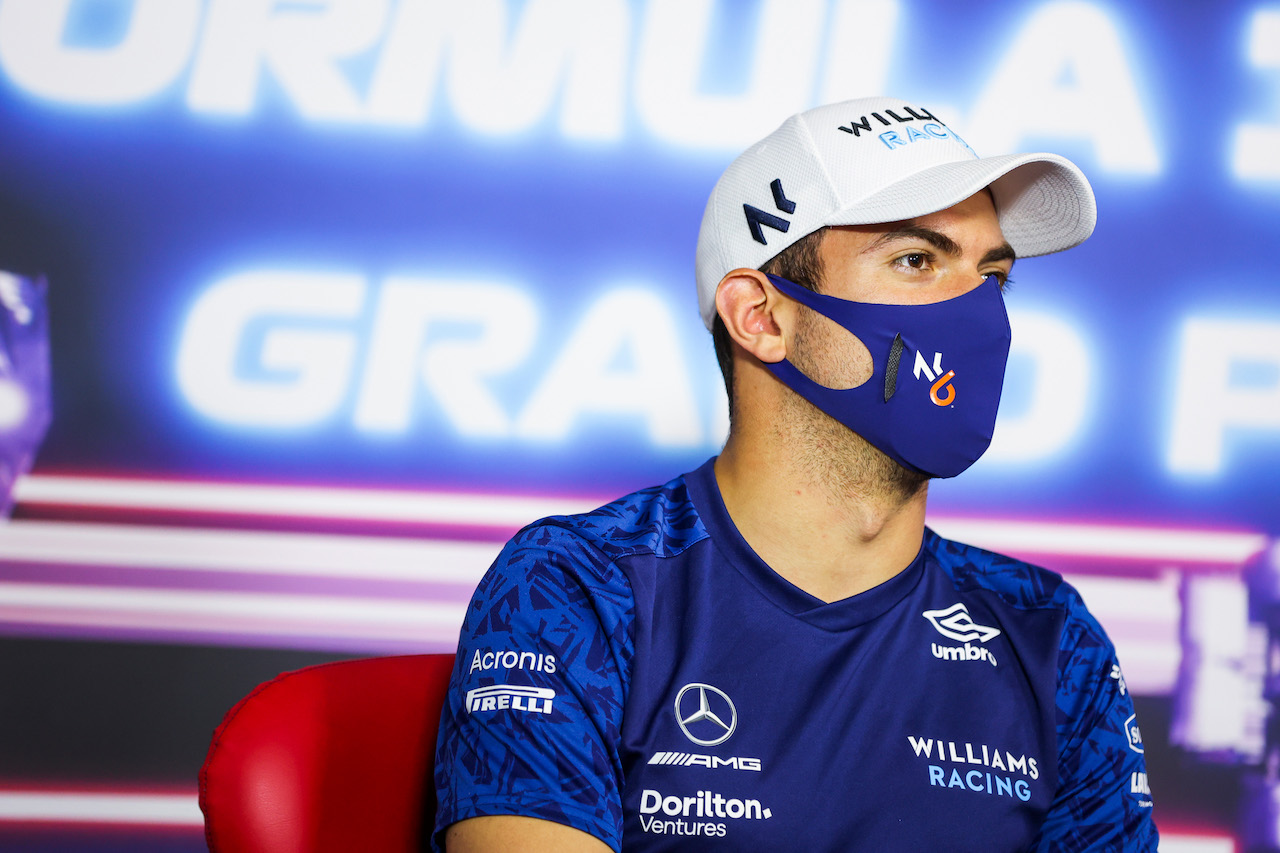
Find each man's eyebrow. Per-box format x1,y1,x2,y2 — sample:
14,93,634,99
863,226,962,257
863,226,1017,267
980,243,1017,267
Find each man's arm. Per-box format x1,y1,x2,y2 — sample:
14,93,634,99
1032,592,1158,851
431,522,634,853
445,815,614,852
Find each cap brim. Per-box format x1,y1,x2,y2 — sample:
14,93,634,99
824,153,1096,258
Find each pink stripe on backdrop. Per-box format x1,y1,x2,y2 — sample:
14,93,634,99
0,786,202,827
0,786,1239,848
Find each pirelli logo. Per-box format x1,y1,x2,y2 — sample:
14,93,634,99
648,751,762,772
465,684,555,714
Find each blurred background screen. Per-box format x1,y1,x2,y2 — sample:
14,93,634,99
0,0,1276,850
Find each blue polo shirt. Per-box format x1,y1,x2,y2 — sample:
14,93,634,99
433,458,1157,851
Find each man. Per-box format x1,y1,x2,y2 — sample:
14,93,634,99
432,96,1157,851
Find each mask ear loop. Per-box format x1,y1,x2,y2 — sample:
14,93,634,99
883,333,904,402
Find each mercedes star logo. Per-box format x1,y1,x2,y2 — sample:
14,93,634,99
675,682,737,746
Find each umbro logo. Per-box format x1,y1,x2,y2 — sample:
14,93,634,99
923,603,1001,643
924,603,1001,667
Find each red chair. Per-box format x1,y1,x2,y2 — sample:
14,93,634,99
199,653,455,853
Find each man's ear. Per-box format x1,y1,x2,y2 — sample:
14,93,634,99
714,269,790,364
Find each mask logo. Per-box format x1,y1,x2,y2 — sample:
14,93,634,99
913,350,956,407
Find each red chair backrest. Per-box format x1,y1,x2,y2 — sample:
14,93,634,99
199,653,456,853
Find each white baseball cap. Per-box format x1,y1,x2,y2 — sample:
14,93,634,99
695,96,1097,330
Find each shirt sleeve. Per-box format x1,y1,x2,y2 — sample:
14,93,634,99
431,521,635,853
1031,589,1159,852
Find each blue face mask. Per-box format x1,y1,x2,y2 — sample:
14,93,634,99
764,273,1011,479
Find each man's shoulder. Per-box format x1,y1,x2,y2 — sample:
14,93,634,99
471,472,709,633
924,526,1085,618
511,470,710,565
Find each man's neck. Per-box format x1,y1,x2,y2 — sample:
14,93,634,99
714,431,928,604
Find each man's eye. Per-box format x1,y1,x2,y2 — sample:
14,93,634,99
985,271,1014,291
895,252,930,271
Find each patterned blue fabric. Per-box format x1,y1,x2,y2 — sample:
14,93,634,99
433,459,1157,851
930,535,1157,849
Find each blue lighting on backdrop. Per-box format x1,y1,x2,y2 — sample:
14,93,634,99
0,0,1275,532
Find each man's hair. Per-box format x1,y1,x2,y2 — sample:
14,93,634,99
711,227,827,422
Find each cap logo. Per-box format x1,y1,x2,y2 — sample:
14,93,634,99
837,105,939,137
743,178,796,245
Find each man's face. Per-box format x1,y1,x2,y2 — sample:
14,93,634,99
789,189,1015,392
